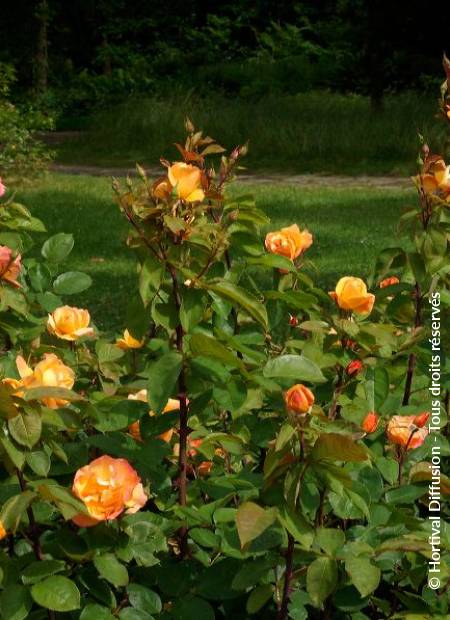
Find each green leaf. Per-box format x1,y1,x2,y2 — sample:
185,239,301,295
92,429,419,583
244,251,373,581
22,560,67,585
247,254,296,272
139,255,163,306
94,553,129,587
277,504,313,549
204,279,268,330
0,584,32,620
315,528,345,556
385,484,426,504
306,557,338,607
0,435,25,469
264,354,325,383
42,233,74,263
8,410,42,448
180,289,205,332
147,351,182,414
96,341,125,363
53,271,92,295
127,584,161,614
345,556,381,597
364,367,389,412
26,450,51,476
236,502,277,548
28,263,52,293
246,584,273,614
119,609,154,620
23,385,83,403
80,604,116,620
190,333,243,369
31,576,81,612
312,433,370,462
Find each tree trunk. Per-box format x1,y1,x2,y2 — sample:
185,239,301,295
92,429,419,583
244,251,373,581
34,0,49,95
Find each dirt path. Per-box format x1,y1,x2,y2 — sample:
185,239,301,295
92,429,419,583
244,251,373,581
51,163,411,189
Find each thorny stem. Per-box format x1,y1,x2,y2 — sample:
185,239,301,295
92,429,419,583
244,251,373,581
402,282,422,406
276,533,295,620
168,263,189,557
16,470,56,620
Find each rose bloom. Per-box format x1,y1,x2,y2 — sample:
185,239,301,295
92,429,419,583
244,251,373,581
386,415,429,450
265,224,313,261
167,163,205,202
346,359,363,376
379,276,400,289
47,306,94,341
0,178,6,197
127,389,179,443
72,455,147,527
285,384,314,415
0,521,6,540
16,353,75,409
116,329,144,350
0,246,21,288
329,277,375,315
362,412,379,434
415,158,450,195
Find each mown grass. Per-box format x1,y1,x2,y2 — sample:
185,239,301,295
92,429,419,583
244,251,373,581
57,92,443,175
17,174,416,332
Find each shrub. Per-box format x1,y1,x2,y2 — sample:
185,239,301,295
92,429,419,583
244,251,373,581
0,65,448,620
0,63,53,182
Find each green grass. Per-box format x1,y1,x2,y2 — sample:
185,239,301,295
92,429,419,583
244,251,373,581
57,92,443,175
17,174,416,332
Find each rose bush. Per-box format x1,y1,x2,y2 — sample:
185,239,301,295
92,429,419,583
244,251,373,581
0,65,448,620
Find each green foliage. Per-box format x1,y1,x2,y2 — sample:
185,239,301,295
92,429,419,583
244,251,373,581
0,79,448,620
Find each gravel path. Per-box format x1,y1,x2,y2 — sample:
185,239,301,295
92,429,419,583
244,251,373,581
51,163,411,189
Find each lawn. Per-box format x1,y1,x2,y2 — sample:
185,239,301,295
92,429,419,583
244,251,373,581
56,92,443,175
17,174,416,332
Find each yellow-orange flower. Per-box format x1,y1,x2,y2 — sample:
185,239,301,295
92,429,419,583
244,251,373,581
284,384,315,415
386,415,428,450
265,224,312,261
0,246,21,288
168,163,204,202
127,389,179,443
379,276,400,288
116,329,144,350
153,176,173,200
16,353,75,409
72,455,147,527
47,306,94,341
329,277,375,315
0,521,6,540
415,158,450,195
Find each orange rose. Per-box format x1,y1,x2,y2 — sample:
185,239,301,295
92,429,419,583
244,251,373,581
72,455,147,527
284,384,314,415
415,158,450,195
116,329,144,350
127,389,179,443
0,246,21,288
346,359,363,376
47,306,94,341
386,415,428,450
362,412,379,434
265,224,312,261
379,276,400,288
16,353,75,409
0,521,6,540
168,163,204,202
329,277,375,315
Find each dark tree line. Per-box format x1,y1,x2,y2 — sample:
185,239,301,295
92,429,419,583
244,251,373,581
0,0,448,107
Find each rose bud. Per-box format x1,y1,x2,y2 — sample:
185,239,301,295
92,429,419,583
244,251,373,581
289,314,299,327
413,412,430,428
379,276,399,288
285,384,314,415
346,359,363,376
362,412,379,434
